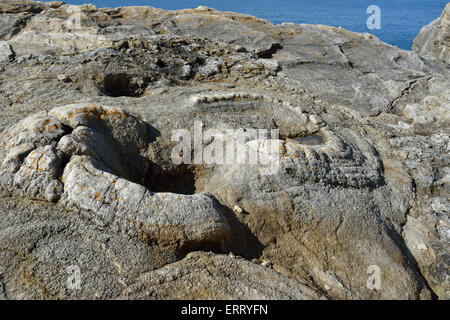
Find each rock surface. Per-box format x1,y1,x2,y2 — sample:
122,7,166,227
121,251,322,300
0,0,448,300
414,3,450,67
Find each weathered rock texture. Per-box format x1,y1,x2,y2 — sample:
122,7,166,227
0,0,448,300
414,3,450,67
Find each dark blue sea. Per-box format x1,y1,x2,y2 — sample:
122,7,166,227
42,0,449,50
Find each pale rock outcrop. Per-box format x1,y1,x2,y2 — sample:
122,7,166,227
0,40,12,62
413,3,450,67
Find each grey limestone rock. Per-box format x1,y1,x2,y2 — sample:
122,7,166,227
413,3,450,67
0,0,448,300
